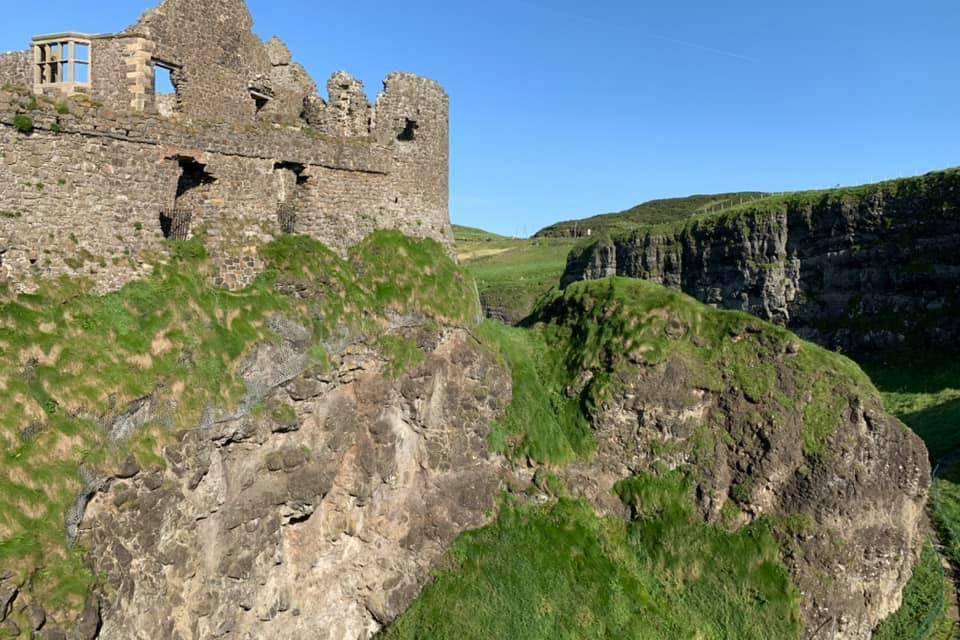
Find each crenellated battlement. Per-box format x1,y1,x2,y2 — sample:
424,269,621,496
0,0,451,293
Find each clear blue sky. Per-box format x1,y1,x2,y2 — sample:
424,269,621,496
4,1,958,236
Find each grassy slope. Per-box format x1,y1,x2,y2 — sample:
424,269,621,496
456,182,960,637
385,276,895,639
863,356,960,466
479,277,873,466
384,474,800,640
454,225,577,324
0,231,479,630
853,354,960,639
534,192,767,238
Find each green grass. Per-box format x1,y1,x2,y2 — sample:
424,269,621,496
862,354,960,465
453,225,511,243
534,192,767,238
476,321,593,464
476,277,874,469
0,230,480,624
381,470,801,640
454,226,577,324
872,544,953,640
378,335,427,378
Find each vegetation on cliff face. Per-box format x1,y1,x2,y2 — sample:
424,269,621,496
0,218,943,637
383,471,801,640
533,191,766,238
478,277,874,466
0,231,480,630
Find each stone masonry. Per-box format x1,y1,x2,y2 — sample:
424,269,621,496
0,0,451,292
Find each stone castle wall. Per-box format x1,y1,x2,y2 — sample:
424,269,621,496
0,72,449,292
0,0,451,293
0,50,30,87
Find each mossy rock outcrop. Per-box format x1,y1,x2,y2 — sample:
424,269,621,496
0,234,931,640
467,277,929,639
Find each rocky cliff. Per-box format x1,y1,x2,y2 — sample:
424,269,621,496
562,169,960,354
0,232,933,640
534,280,930,639
79,321,508,640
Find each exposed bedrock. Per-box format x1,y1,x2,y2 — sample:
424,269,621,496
76,321,510,640
532,282,929,639
560,355,929,639
562,170,960,354
71,289,929,640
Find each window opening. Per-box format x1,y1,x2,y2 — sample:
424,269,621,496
175,157,215,198
250,88,272,113
397,118,418,142
154,64,175,95
33,35,91,88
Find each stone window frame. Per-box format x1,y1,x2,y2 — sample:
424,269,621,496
32,33,92,92
152,59,179,92
249,87,273,113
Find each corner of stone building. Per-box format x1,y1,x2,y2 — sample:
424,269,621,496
371,71,452,252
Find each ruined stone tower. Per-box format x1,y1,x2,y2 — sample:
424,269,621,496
0,0,451,291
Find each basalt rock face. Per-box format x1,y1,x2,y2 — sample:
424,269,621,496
532,281,930,639
562,170,960,354
570,356,929,640
77,321,509,640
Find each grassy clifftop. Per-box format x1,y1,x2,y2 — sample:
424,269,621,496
478,277,873,466
454,225,578,325
534,192,766,238
567,168,960,261
0,231,480,629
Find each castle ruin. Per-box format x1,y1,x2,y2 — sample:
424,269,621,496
0,0,451,291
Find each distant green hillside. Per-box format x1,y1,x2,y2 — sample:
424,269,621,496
534,192,766,238
453,225,509,243
454,225,578,324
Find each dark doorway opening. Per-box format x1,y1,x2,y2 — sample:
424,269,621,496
273,162,307,234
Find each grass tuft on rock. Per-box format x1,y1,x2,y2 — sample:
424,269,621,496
479,276,875,466
382,469,801,640
0,231,479,623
